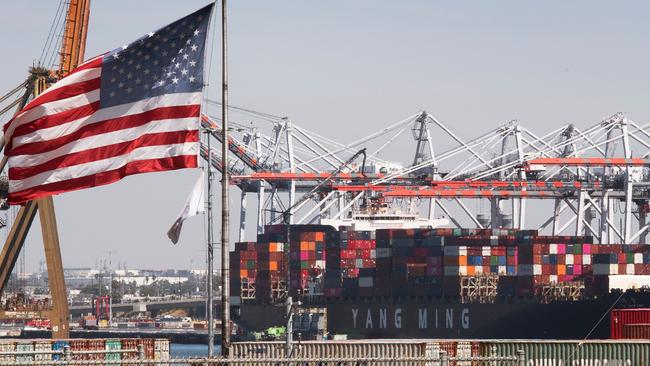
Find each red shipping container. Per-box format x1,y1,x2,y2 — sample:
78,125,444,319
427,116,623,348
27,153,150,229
622,324,650,339
359,249,372,259
610,309,650,339
362,259,375,268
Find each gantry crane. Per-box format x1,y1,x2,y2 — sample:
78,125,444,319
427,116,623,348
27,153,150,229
198,104,650,247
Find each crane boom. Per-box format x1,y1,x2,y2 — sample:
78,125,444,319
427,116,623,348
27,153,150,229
272,148,367,225
0,0,92,339
58,0,91,77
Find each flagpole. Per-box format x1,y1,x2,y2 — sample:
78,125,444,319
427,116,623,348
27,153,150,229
207,129,215,356
220,0,232,358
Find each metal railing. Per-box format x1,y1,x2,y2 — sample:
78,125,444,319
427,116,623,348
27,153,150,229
0,350,526,366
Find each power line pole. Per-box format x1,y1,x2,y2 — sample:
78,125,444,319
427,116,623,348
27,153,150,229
220,0,231,357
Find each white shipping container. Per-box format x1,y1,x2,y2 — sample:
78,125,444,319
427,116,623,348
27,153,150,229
154,339,170,361
15,342,34,363
34,341,51,361
0,341,15,363
609,275,650,290
565,254,574,265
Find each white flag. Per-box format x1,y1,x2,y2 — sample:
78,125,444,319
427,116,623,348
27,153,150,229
167,171,205,244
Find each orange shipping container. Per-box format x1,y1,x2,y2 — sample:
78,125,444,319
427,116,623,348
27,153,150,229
315,232,324,241
270,261,278,271
240,269,248,278
459,256,468,266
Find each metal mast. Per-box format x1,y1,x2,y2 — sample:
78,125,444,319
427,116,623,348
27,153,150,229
207,122,215,357
220,0,232,357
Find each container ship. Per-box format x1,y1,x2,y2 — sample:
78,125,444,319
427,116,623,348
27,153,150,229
230,206,650,340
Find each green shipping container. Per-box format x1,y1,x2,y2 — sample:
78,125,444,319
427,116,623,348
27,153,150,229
481,340,650,366
105,339,121,363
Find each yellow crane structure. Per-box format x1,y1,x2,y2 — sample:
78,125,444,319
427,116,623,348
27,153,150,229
0,0,92,339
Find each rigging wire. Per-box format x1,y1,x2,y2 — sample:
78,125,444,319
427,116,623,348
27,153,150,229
44,1,69,70
206,99,284,122
39,0,67,66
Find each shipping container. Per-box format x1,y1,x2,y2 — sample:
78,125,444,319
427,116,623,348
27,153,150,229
233,340,481,366
611,308,650,339
622,324,650,339
480,340,650,366
0,340,15,363
52,340,68,361
232,340,447,359
34,340,52,361
154,339,170,360
121,339,139,360
15,341,34,363
105,339,121,363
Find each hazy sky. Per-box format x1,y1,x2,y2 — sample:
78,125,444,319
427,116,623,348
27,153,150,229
1,1,650,271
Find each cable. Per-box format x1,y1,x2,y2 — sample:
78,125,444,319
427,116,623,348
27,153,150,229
206,98,284,122
39,0,66,66
45,2,68,70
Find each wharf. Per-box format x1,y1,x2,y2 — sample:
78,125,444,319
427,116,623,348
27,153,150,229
15,328,220,344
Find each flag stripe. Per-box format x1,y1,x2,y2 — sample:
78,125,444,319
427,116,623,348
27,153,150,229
12,102,101,140
10,130,198,180
10,117,198,173
11,104,199,156
10,142,198,192
17,60,102,113
22,78,101,113
8,89,101,136
9,155,197,204
12,92,199,141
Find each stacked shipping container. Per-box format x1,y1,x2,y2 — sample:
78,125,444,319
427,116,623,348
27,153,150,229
377,229,444,297
0,339,170,362
289,230,327,296
230,242,258,300
230,225,650,302
324,230,377,297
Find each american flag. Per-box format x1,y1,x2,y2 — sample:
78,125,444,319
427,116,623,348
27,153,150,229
3,4,214,205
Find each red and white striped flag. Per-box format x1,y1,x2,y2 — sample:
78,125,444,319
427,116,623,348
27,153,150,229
3,4,214,205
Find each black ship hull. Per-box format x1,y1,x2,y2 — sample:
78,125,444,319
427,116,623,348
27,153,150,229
237,291,650,339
